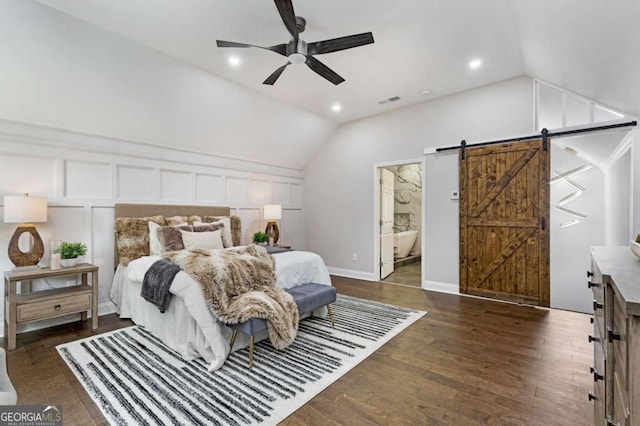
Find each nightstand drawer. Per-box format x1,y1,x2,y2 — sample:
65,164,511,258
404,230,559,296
17,293,92,323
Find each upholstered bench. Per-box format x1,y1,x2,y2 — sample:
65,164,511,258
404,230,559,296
228,283,337,368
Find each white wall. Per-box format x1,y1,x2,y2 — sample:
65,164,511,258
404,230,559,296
0,0,336,170
549,144,605,313
0,119,305,336
605,149,632,245
304,76,534,288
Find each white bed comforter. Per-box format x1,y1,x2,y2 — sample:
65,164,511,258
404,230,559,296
110,250,331,371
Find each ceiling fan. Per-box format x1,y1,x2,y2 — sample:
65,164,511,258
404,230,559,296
216,0,374,86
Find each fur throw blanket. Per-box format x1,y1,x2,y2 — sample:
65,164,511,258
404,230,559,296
163,245,298,350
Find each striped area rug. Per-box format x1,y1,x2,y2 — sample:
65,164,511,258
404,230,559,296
57,295,425,425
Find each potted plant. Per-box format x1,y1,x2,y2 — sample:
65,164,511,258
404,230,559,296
252,231,268,246
53,241,87,267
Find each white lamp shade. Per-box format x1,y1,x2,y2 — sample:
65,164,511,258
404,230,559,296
3,195,48,223
263,204,282,220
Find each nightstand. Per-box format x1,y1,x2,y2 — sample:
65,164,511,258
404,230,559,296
4,263,99,350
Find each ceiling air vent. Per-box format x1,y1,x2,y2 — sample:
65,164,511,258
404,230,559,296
378,96,401,105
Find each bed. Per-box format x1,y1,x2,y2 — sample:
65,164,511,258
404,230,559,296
109,204,332,371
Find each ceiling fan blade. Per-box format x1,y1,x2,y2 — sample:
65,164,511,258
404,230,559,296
308,32,375,55
263,62,291,85
217,40,287,56
274,0,299,41
305,55,345,85
216,40,253,48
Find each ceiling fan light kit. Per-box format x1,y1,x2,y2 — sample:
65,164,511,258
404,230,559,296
216,0,374,86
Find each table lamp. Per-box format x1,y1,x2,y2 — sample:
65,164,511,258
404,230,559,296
4,193,48,268
263,204,282,245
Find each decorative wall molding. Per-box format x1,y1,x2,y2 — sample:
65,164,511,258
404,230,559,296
0,118,305,337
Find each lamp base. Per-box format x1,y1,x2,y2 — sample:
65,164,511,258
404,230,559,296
8,225,45,267
265,221,280,245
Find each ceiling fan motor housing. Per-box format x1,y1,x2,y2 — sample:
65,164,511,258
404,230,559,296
287,39,307,63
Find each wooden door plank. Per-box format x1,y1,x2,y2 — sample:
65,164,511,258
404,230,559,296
473,227,536,291
470,149,538,218
459,150,468,294
538,139,551,307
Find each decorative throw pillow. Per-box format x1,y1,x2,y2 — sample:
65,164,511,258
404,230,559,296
115,215,166,265
149,221,188,255
180,229,224,250
200,216,238,247
165,215,202,226
194,220,232,247
157,225,192,252
192,223,224,234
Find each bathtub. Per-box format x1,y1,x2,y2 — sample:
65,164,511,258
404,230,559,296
394,230,418,259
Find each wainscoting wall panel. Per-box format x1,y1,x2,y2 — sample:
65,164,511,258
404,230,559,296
195,173,225,203
0,153,57,198
160,170,192,202
117,166,156,200
225,177,249,203
0,118,305,338
272,181,291,205
250,179,271,205
65,160,112,199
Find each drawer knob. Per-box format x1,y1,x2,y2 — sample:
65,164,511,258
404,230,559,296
587,281,601,289
590,316,594,324
588,393,597,401
54,304,61,311
588,335,599,343
587,271,594,278
607,327,621,343
593,300,604,311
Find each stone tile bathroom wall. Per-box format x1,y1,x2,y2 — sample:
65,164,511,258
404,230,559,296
385,163,422,255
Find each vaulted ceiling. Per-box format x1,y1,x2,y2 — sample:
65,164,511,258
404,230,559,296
36,0,640,123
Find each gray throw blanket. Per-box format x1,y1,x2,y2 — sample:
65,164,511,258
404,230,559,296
141,258,182,313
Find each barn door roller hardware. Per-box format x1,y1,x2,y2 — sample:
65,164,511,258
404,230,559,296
436,120,637,154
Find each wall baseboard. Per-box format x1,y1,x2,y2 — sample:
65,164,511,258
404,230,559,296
327,267,377,282
423,280,460,295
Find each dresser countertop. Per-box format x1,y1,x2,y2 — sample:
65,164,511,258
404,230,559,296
592,246,640,316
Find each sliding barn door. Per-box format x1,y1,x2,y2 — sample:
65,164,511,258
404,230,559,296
459,139,550,306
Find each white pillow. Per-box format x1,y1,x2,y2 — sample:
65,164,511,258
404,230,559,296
149,221,187,255
194,219,232,247
180,229,224,250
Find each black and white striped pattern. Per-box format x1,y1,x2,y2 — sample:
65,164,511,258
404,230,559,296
57,295,425,426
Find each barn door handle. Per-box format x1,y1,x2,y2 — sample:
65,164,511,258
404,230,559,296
541,217,546,230
607,327,621,343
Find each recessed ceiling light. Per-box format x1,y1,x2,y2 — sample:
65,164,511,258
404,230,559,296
421,90,432,96
331,103,342,112
228,56,241,67
469,59,482,70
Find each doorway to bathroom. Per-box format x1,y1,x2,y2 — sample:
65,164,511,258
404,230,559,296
375,160,424,287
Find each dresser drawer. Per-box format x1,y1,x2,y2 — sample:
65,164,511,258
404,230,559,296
17,292,92,323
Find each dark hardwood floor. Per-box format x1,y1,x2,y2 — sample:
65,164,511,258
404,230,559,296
4,276,592,425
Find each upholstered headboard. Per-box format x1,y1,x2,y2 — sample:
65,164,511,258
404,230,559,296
114,203,241,266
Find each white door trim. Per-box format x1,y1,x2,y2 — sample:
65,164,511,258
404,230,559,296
372,157,426,284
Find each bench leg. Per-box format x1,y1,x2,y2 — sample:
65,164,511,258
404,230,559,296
229,329,238,351
327,304,335,328
249,335,254,368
